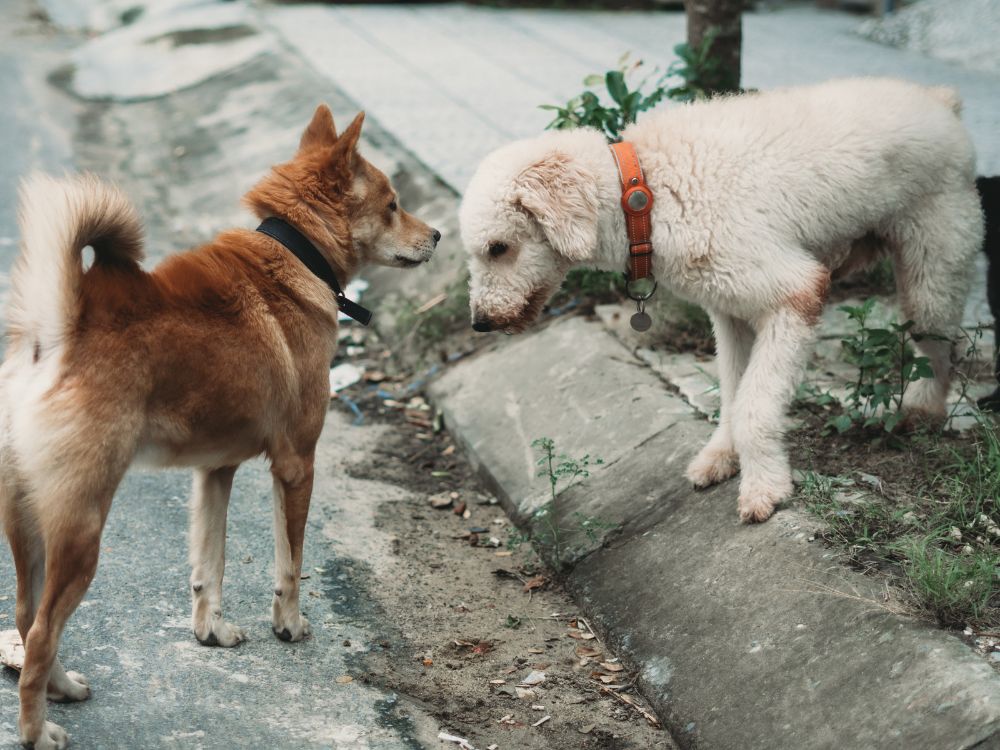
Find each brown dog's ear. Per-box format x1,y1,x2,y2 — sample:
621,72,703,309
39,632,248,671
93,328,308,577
299,104,337,153
326,112,365,176
514,154,599,262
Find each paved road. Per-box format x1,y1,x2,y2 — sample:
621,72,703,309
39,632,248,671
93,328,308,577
0,6,436,748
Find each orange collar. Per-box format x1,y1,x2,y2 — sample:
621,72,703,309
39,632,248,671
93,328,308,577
609,141,654,283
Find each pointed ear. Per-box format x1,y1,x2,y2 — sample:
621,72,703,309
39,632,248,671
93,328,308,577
336,112,364,153
326,112,365,176
299,104,337,153
514,154,599,262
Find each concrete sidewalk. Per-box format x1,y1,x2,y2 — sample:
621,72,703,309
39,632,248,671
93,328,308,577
264,2,1000,191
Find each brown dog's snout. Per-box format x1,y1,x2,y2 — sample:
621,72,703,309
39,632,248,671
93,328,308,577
472,314,494,333
431,229,441,246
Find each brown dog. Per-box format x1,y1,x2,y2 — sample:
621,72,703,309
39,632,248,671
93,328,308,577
0,105,438,749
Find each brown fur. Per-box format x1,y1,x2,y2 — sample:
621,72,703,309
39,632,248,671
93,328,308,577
2,104,438,748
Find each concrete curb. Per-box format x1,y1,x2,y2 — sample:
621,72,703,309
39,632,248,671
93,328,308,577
426,316,1000,749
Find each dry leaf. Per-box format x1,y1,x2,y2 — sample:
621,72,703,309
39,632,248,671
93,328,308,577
566,631,595,640
522,575,547,593
515,687,536,700
575,646,602,658
521,670,546,686
527,648,544,654
599,662,624,672
335,675,353,684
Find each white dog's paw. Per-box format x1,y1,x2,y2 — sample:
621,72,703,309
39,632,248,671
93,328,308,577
737,476,792,524
738,475,792,523
22,720,68,750
194,617,247,648
272,610,311,643
47,670,90,703
686,445,739,488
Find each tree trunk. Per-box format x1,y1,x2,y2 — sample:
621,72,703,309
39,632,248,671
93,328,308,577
683,0,742,94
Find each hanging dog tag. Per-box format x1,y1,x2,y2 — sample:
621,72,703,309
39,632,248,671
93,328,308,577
630,310,652,332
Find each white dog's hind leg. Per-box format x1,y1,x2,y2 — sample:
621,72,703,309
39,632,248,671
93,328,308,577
189,465,246,647
731,306,818,523
890,189,981,420
687,313,754,487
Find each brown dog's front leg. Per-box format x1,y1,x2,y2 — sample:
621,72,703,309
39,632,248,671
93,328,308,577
270,454,314,642
189,465,245,647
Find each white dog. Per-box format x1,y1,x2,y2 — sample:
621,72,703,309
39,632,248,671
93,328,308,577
459,78,982,523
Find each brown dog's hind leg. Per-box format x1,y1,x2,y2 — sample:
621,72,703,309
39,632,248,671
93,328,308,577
3,498,87,706
269,452,315,643
189,465,245,647
18,500,113,749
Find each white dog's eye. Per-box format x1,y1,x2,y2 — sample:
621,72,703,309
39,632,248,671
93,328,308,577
488,242,509,258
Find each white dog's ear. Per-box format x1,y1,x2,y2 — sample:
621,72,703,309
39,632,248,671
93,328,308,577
514,154,599,262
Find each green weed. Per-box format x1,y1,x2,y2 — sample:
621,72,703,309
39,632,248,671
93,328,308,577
506,437,614,570
826,299,936,434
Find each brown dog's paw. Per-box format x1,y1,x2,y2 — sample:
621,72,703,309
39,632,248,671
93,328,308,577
22,720,68,750
272,614,311,643
686,445,739,488
47,670,90,703
194,619,247,648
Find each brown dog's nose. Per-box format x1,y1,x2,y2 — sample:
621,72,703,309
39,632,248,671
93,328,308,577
472,315,493,333
431,229,441,245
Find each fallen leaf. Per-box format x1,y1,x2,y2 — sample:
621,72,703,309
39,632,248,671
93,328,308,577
494,550,513,557
429,493,452,509
422,657,433,667
575,646,602,658
599,662,624,672
580,724,596,734
527,648,544,654
522,575,547,593
566,631,595,640
515,687,536,700
453,501,467,516
335,675,353,684
520,670,546,686
0,630,25,671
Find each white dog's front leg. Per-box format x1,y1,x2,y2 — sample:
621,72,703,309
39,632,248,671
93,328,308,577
189,466,246,647
730,306,817,523
687,312,755,487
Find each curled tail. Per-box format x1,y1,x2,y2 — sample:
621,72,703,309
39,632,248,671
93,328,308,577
10,173,143,352
926,85,962,116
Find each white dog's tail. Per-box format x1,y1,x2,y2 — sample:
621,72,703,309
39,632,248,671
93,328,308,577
926,85,962,116
10,173,143,353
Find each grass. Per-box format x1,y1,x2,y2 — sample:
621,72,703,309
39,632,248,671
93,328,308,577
800,418,1000,629
392,273,471,350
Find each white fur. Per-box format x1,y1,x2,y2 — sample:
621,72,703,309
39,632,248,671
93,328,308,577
459,78,983,522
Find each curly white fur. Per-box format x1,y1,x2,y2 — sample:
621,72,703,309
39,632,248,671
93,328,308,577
459,77,983,523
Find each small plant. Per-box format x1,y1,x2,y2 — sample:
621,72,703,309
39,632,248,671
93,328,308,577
899,540,997,627
827,299,936,434
540,32,727,142
506,437,612,569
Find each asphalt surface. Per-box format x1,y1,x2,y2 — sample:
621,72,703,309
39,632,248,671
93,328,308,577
0,6,435,748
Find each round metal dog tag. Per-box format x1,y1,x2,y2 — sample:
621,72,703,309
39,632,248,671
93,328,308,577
630,311,652,332
627,190,649,211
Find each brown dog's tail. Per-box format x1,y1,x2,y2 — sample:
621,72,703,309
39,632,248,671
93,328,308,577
9,173,144,354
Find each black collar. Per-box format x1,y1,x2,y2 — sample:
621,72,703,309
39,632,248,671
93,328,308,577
256,217,372,326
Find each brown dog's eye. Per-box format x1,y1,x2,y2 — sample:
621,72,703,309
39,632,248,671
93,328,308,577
488,242,509,258
388,200,398,212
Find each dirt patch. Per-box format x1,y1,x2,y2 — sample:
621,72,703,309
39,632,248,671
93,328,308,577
329,330,676,750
